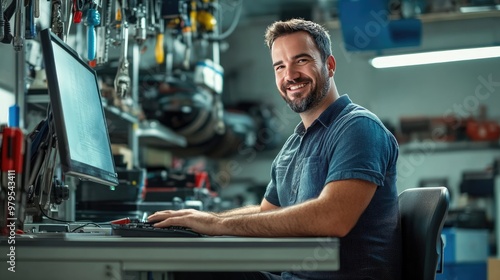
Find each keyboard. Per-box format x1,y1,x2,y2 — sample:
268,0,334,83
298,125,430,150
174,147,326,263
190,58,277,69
111,222,203,237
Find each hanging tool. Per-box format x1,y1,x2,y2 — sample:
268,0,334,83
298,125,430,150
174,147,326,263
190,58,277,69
95,0,111,66
51,0,64,40
0,0,7,42
154,13,164,64
34,0,39,18
148,0,164,64
190,0,197,35
72,0,83,23
25,0,36,39
112,2,123,46
13,0,24,51
180,1,192,69
114,3,130,98
133,1,147,45
0,1,16,44
86,6,100,61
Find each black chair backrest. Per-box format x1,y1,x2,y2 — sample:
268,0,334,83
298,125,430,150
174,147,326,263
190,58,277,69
398,187,450,280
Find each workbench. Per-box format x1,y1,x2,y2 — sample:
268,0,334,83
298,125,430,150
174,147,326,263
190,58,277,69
0,234,340,280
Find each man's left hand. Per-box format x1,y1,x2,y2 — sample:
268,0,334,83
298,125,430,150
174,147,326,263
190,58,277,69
147,209,224,236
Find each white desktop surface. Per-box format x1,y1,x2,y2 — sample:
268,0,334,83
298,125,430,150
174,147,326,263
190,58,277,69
0,234,340,280
496,175,500,258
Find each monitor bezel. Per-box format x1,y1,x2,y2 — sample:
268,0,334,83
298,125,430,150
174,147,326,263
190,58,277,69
40,28,119,187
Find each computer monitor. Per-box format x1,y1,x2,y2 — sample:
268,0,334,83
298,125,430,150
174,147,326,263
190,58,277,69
39,28,119,187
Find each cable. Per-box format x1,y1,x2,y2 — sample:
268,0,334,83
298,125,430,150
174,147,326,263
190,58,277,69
0,0,16,43
71,222,102,232
37,204,73,224
75,0,84,11
37,205,115,226
34,116,57,213
208,0,242,41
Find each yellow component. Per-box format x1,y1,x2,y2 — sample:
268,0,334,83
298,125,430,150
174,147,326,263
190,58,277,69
190,1,197,33
116,8,122,21
197,11,216,32
155,33,165,64
167,18,181,29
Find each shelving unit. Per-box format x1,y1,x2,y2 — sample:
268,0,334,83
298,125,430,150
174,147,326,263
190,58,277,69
136,120,187,149
25,90,186,167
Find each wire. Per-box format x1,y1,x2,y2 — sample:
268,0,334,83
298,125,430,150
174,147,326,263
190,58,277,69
0,0,16,43
71,222,102,232
37,205,114,228
209,0,242,41
37,204,73,223
75,0,84,11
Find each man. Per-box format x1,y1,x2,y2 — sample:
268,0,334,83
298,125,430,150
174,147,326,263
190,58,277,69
148,18,402,280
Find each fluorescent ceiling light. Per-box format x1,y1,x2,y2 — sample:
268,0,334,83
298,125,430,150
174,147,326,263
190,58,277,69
370,46,500,68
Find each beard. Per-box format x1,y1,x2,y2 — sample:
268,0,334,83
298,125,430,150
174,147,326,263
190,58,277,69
281,67,330,113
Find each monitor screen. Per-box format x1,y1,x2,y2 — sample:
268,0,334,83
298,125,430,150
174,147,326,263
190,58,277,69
40,28,118,186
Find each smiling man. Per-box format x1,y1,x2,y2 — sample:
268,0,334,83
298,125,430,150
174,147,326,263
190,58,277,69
149,18,402,280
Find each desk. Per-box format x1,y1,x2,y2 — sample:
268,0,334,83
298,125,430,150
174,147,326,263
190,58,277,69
496,175,500,258
0,235,340,280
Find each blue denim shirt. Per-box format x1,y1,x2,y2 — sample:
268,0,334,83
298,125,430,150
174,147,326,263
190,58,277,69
264,95,402,280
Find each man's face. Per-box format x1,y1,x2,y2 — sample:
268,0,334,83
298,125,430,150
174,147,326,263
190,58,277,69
271,31,330,113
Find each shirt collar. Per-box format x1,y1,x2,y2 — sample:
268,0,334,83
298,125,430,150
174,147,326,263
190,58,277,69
294,94,352,135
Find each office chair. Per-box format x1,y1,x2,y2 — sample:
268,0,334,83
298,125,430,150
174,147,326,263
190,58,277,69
398,187,450,280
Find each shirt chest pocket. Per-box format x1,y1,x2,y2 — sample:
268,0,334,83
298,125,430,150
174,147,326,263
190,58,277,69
297,156,327,203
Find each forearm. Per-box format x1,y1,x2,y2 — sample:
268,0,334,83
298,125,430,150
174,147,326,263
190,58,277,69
216,205,262,217
218,180,375,237
219,198,337,237
148,181,372,237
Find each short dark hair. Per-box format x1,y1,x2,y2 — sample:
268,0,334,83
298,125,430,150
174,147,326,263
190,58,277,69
264,18,332,61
